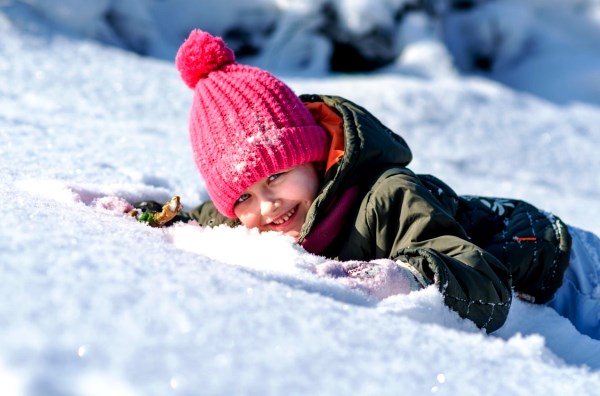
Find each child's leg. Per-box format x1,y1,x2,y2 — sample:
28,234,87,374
546,226,600,339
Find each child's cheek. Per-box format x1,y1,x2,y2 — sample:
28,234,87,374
237,211,261,230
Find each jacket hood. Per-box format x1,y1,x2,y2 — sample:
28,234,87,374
302,95,412,182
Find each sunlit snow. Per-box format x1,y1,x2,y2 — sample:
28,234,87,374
2,1,600,395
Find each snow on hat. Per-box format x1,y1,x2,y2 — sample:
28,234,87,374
176,29,330,218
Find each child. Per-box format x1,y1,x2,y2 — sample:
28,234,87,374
173,29,600,338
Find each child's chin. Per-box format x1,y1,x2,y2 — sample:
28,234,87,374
282,229,301,239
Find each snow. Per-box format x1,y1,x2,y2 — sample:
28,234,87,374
2,1,600,395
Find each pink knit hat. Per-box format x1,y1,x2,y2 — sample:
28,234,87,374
176,29,330,218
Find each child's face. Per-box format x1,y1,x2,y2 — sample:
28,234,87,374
233,163,320,239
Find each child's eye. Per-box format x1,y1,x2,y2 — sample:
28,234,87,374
236,193,251,204
267,172,284,183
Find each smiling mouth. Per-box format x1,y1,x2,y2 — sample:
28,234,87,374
271,206,297,226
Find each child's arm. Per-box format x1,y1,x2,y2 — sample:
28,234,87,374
380,172,511,332
331,169,512,332
185,200,241,227
132,199,239,228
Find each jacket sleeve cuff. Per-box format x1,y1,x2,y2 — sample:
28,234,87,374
395,260,432,291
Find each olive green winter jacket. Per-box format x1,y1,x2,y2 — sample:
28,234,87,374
187,95,572,332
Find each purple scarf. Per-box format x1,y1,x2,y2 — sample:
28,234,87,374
301,185,361,255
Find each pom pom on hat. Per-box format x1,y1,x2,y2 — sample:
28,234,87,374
175,29,235,88
177,29,330,218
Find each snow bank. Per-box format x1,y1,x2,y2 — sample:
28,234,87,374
2,4,600,395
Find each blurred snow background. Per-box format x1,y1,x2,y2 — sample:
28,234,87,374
2,0,600,395
9,0,600,103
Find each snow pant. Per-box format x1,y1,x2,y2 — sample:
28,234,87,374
546,226,600,339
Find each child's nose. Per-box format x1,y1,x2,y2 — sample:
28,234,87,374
259,196,280,216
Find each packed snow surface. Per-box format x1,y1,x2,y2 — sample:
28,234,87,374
2,2,600,395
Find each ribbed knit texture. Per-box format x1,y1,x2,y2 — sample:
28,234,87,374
176,30,329,217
